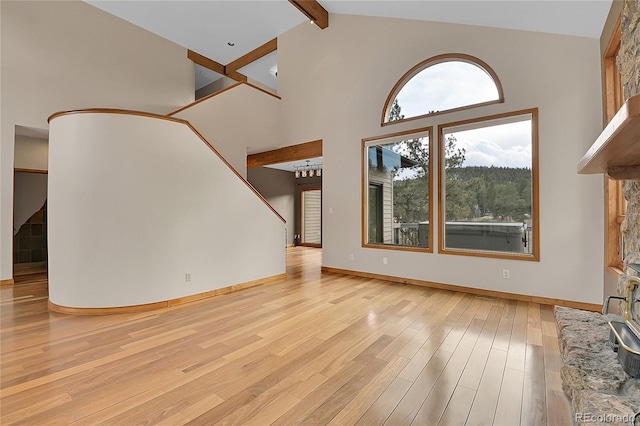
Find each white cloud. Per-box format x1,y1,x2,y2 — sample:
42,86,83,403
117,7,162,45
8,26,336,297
396,61,499,118
446,120,532,168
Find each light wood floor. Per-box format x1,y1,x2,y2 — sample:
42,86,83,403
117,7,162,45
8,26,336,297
0,247,571,425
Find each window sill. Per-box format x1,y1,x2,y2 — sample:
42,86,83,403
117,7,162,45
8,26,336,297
362,243,433,253
439,247,539,262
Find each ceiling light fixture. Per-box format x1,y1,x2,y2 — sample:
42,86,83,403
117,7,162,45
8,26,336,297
294,160,323,179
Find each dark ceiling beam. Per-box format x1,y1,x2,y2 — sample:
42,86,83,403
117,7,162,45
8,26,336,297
247,140,323,168
226,38,278,73
187,49,248,83
288,0,329,29
224,69,248,83
187,50,225,75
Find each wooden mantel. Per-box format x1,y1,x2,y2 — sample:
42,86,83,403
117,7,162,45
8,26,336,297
578,93,640,180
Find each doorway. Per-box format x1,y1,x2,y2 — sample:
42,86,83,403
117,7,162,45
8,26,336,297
13,170,48,277
300,188,322,247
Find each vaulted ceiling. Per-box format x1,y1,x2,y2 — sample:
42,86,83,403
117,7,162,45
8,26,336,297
86,0,613,92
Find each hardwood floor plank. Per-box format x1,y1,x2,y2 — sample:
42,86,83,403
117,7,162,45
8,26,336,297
437,385,476,426
328,355,409,425
505,300,528,372
521,344,547,425
465,348,508,426
494,367,524,426
526,302,543,346
0,247,571,425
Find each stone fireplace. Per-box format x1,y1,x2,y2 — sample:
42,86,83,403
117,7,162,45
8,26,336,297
617,0,640,292
555,1,640,424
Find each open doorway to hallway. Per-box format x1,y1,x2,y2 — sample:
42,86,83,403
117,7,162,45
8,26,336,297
13,126,49,281
246,140,323,268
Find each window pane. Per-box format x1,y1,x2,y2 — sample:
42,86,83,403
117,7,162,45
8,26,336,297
389,61,500,122
441,113,534,256
366,133,430,248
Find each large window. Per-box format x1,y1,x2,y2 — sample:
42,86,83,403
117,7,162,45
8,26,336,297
363,128,433,252
366,54,539,261
382,54,503,125
439,109,539,260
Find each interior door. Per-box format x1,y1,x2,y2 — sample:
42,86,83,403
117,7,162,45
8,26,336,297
301,188,321,247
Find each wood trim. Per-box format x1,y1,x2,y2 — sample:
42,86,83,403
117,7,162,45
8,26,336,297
381,53,505,126
438,108,540,262
362,243,431,254
243,81,281,99
1,279,15,286
225,69,248,83
14,168,47,174
166,82,243,116
288,0,329,29
361,127,433,252
48,109,285,223
321,266,602,312
187,49,225,75
48,108,186,124
247,140,322,168
604,16,622,123
602,15,624,274
48,273,286,315
226,38,277,72
184,123,286,223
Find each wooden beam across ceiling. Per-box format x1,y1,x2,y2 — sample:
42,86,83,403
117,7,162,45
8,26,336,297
247,140,323,168
288,0,329,29
188,49,249,83
226,38,278,73
187,49,225,75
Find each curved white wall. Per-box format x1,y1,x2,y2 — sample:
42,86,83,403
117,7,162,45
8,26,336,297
48,112,285,308
1,0,194,281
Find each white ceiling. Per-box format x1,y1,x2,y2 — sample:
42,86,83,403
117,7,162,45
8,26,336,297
265,157,323,173
86,0,612,92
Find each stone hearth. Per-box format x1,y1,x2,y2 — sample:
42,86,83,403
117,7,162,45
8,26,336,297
555,306,640,425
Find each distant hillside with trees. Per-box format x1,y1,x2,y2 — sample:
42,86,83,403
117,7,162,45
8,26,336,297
388,99,532,224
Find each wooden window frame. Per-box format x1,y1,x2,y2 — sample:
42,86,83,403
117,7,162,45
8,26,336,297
604,17,625,275
381,53,504,126
361,127,434,253
437,108,540,261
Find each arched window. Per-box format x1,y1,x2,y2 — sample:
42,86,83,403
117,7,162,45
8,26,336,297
382,54,504,125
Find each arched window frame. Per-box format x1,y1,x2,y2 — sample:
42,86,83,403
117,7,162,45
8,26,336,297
381,53,505,126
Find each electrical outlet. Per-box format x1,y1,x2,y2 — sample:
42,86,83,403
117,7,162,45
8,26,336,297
349,253,354,261
383,257,388,265
185,272,192,282
502,269,510,279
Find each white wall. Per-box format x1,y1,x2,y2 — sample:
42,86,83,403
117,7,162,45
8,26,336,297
173,84,282,176
247,167,296,245
14,172,48,234
278,15,605,304
0,0,195,280
14,135,48,171
48,112,285,308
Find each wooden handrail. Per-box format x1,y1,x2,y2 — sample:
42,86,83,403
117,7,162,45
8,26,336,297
48,108,285,223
